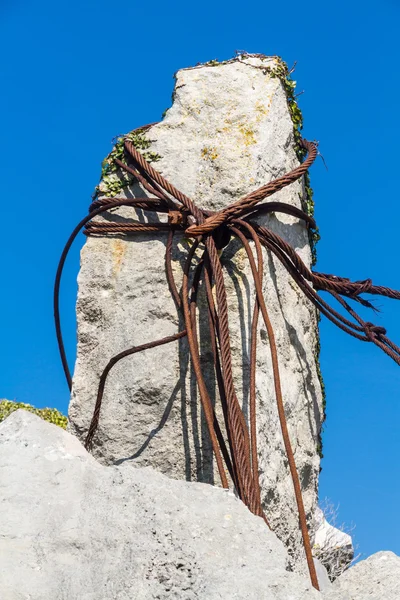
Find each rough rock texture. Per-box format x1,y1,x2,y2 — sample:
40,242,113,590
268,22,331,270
0,410,337,600
331,552,400,600
1,411,398,600
68,55,324,568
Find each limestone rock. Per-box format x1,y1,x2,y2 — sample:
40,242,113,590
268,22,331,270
68,55,324,569
0,410,343,600
331,552,400,600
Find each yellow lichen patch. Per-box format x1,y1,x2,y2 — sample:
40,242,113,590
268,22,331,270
234,246,248,271
255,99,272,122
238,124,256,147
111,239,126,275
201,146,219,161
289,278,301,297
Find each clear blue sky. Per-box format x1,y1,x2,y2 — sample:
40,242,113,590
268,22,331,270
1,0,399,561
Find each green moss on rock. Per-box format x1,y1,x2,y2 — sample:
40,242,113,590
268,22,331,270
264,54,326,456
94,129,161,199
0,400,68,429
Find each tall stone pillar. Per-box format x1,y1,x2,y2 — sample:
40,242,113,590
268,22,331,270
68,54,324,569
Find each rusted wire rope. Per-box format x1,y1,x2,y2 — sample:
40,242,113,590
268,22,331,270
230,221,318,589
239,221,264,510
54,197,169,389
204,231,261,513
55,130,400,591
174,241,237,483
85,330,188,449
181,241,230,489
249,223,400,364
202,255,242,495
185,139,318,236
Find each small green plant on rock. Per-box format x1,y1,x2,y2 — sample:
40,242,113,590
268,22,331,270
95,130,161,199
0,400,68,429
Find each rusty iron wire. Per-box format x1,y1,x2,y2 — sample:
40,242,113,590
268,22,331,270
54,128,400,591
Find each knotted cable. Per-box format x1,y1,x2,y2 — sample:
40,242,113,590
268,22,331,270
54,126,400,591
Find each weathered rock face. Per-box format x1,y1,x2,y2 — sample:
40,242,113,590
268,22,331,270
331,551,400,600
1,411,398,600
0,411,328,600
68,55,324,568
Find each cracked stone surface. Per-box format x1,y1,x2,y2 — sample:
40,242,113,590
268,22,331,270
68,55,324,570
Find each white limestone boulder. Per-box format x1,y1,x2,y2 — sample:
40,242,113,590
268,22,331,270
0,410,347,600
331,552,400,600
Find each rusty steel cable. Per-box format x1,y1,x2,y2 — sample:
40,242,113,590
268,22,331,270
230,221,318,588
85,330,188,449
54,197,173,389
181,241,230,489
54,129,400,591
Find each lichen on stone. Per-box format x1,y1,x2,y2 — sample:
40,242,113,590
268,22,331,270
238,124,256,146
261,55,320,263
201,146,219,161
94,130,161,199
0,400,68,429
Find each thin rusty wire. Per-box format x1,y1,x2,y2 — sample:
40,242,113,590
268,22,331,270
55,128,400,592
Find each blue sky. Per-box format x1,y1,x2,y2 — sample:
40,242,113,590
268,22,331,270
1,0,399,560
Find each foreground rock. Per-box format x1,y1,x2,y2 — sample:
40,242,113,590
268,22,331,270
69,54,324,569
1,411,399,600
0,410,330,600
331,552,400,600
